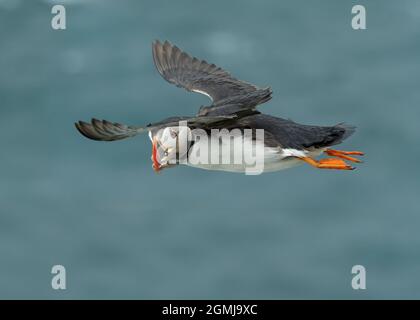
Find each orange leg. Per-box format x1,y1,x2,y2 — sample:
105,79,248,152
299,157,355,170
325,149,364,163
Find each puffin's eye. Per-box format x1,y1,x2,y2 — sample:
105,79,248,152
164,150,169,156
169,129,178,139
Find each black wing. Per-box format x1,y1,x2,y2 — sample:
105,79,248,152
230,114,356,149
152,40,272,114
75,115,240,142
75,119,145,141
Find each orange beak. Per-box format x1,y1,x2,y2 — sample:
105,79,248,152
152,137,161,172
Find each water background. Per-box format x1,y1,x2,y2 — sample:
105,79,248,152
0,0,419,299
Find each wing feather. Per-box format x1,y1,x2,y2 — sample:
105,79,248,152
152,40,270,107
75,119,144,141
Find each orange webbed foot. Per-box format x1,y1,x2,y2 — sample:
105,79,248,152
299,157,355,170
325,149,364,163
317,158,355,170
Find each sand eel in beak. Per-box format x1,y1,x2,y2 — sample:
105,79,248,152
75,40,364,173
151,136,160,172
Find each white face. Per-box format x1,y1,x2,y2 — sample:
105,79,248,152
150,126,192,171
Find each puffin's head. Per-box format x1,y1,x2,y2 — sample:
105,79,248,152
149,126,192,172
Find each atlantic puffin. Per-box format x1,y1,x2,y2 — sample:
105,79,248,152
75,40,363,173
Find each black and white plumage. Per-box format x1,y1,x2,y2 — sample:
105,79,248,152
75,40,363,173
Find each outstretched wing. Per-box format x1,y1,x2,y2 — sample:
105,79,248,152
75,119,145,141
152,40,272,111
75,115,239,141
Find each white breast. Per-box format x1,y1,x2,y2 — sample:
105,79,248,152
185,135,323,174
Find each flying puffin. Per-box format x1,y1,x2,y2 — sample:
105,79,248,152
75,40,363,173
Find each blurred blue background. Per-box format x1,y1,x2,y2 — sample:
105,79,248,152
0,0,419,299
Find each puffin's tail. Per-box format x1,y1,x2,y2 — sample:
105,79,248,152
75,118,144,141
